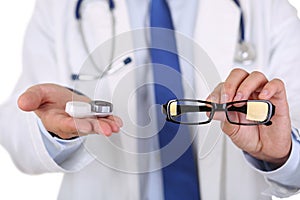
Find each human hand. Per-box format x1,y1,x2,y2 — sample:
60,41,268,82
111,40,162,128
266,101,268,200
18,83,122,139
207,68,292,166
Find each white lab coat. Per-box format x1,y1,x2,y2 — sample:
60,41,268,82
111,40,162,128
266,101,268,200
1,0,300,199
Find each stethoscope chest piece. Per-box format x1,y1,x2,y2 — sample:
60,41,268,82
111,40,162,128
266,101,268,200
234,41,256,65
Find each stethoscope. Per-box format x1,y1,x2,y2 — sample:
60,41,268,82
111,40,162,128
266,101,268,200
72,0,256,81
232,0,256,65
72,0,132,81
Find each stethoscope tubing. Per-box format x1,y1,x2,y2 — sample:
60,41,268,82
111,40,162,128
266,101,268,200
73,0,119,80
232,0,245,42
72,0,254,81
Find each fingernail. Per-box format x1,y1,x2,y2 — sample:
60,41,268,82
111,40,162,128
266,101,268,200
233,93,243,101
113,119,123,127
207,95,217,102
260,90,269,97
221,94,229,103
115,127,121,133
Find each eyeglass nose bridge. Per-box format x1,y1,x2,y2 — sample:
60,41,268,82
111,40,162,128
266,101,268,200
213,103,227,112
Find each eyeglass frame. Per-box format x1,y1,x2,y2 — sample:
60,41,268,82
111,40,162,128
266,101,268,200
162,99,276,126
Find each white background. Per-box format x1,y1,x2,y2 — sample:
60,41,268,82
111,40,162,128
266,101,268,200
0,0,300,199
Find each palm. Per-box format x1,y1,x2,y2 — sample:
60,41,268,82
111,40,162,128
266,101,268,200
18,84,122,139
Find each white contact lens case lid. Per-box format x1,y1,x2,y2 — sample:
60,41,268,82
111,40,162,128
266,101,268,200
65,101,111,118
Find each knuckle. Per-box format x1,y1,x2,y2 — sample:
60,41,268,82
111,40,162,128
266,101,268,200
65,122,76,132
251,71,267,80
231,68,247,75
216,82,224,89
250,70,262,76
222,82,236,94
237,84,251,95
211,82,224,94
272,78,285,86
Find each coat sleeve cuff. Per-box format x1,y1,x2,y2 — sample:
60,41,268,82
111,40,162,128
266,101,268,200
243,128,300,197
37,118,85,164
29,115,94,173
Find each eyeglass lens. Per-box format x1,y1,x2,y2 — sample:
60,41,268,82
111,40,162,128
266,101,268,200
169,100,213,124
226,101,269,125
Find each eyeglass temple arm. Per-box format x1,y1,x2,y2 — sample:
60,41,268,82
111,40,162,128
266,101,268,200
270,104,276,117
162,104,168,115
264,104,276,126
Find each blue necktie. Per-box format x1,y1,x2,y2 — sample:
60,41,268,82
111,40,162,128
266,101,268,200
150,0,200,199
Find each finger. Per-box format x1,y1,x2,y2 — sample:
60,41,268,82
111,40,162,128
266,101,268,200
206,84,226,121
207,83,223,103
92,119,114,136
37,113,81,139
74,117,122,136
99,117,121,133
234,71,268,101
92,118,122,136
73,118,105,135
221,68,249,103
54,111,123,136
258,78,286,100
220,118,242,138
56,117,83,138
107,115,123,127
18,85,44,111
258,78,289,119
18,84,87,112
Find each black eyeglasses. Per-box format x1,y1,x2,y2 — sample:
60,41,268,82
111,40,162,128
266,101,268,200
162,99,275,126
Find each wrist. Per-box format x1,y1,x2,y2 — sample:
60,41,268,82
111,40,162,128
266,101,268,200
49,131,79,140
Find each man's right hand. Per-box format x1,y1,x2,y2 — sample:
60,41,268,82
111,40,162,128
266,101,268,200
18,84,123,139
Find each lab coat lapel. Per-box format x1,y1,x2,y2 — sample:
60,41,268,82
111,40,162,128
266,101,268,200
193,0,240,199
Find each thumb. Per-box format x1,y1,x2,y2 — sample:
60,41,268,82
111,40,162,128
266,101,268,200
18,86,44,112
221,120,239,137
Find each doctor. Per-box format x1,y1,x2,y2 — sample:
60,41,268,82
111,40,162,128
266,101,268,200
1,0,300,199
